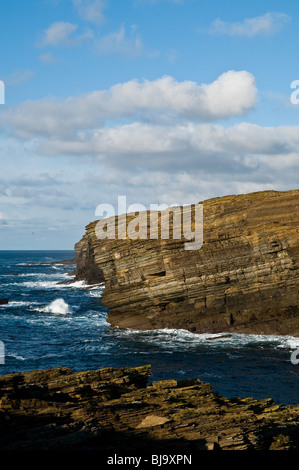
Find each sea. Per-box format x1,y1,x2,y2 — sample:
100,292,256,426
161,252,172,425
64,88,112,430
0,250,299,405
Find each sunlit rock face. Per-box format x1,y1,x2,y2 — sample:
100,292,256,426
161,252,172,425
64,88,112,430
75,190,299,336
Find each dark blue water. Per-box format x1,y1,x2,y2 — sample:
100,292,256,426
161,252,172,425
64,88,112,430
0,250,299,404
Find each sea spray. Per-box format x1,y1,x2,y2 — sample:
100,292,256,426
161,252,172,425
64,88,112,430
44,298,72,315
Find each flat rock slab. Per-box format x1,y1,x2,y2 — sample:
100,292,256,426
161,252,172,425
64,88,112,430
136,415,170,428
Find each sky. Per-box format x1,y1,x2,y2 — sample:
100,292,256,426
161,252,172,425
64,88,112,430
0,0,298,249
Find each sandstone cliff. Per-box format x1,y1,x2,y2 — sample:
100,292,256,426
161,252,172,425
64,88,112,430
75,190,299,336
0,365,298,451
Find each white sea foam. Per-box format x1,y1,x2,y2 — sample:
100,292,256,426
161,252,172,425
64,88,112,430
73,312,108,327
8,276,104,292
66,280,105,289
20,280,65,289
277,337,299,350
0,272,62,279
115,328,299,351
4,300,41,308
7,353,26,361
66,280,87,288
89,287,104,298
42,298,72,315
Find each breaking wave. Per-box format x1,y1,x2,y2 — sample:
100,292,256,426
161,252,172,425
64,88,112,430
40,298,73,315
113,328,299,352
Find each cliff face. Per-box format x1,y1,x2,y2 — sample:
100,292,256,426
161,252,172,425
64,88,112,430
1,365,299,451
75,190,299,336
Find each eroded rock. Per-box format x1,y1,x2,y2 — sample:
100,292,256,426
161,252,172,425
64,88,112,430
75,190,299,335
0,365,298,451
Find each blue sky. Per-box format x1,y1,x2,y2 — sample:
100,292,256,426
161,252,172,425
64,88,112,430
0,0,298,249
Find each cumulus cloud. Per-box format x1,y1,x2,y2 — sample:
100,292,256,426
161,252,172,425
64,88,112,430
35,121,299,174
1,69,298,211
72,0,106,25
37,21,94,47
96,24,144,57
0,71,257,138
0,172,80,212
208,12,291,37
5,70,35,87
38,22,78,47
39,52,61,64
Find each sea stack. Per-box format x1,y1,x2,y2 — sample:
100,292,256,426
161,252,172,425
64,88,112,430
74,190,299,336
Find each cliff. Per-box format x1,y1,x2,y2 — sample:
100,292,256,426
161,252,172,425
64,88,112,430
75,190,299,336
0,365,298,451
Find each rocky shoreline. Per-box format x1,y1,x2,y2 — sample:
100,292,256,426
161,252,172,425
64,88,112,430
0,365,298,451
1,191,299,453
74,190,299,336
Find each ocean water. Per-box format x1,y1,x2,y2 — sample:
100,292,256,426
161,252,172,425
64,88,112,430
0,250,299,404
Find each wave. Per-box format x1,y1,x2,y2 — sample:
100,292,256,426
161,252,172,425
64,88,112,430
113,328,299,351
0,272,61,278
36,298,73,315
89,287,105,298
1,300,41,308
20,280,66,289
16,261,75,266
72,311,108,327
6,353,26,361
5,273,104,292
64,280,105,289
277,337,299,350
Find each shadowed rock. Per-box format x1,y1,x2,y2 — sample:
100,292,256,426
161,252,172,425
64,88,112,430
0,365,298,451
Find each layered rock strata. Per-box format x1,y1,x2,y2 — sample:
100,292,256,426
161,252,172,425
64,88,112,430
0,365,298,451
75,190,299,335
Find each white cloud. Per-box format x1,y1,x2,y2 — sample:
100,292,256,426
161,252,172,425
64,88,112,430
34,121,299,174
39,52,60,64
96,24,144,57
0,71,257,138
5,70,35,87
166,48,178,64
72,0,106,25
38,22,78,47
37,21,94,48
1,70,298,210
208,12,291,37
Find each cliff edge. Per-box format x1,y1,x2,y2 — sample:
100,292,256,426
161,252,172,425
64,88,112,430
74,190,299,336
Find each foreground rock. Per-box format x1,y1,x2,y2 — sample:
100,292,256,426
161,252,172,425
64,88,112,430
0,366,299,455
0,365,298,451
75,190,299,336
